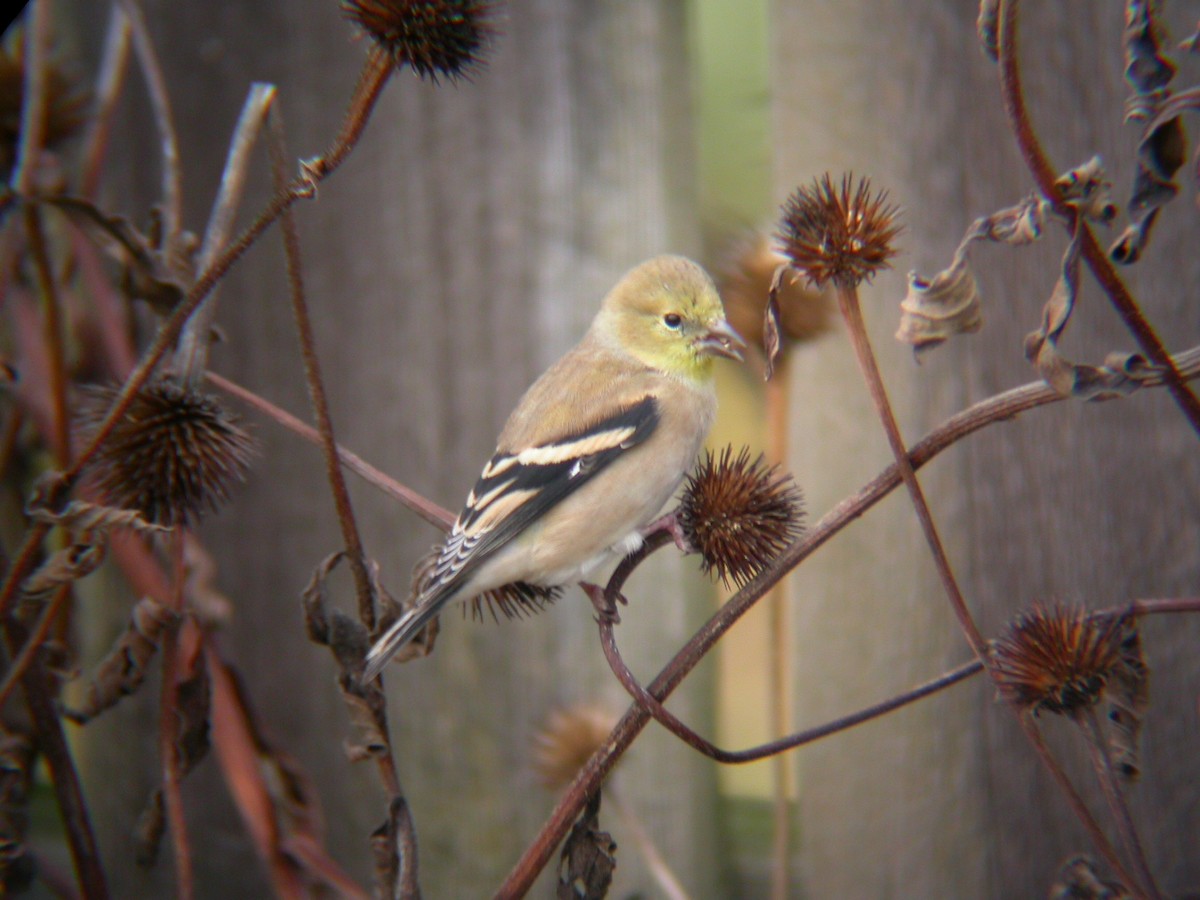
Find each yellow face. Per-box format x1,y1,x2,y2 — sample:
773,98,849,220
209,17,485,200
598,256,745,380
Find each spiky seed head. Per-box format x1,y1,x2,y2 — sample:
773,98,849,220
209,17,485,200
991,605,1124,717
77,378,257,526
679,446,804,589
776,173,901,288
341,0,497,82
0,31,90,177
531,705,619,791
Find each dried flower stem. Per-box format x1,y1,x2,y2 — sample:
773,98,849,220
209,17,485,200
599,608,981,763
206,371,453,531
835,283,986,653
159,533,194,899
24,203,71,464
176,83,278,387
118,0,184,263
1079,706,1162,900
834,284,1136,882
12,0,49,196
2,630,110,897
500,347,1200,896
765,353,794,900
604,784,690,900
80,6,132,200
0,583,70,710
265,103,376,630
996,0,1200,438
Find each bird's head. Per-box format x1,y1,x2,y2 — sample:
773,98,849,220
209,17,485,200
595,255,745,381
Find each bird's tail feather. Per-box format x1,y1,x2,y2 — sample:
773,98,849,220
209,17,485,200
361,596,446,681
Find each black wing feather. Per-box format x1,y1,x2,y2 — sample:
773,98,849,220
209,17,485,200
431,395,660,595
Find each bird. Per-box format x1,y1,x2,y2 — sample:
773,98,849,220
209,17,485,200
362,255,744,680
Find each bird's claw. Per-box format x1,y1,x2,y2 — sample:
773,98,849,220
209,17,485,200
641,510,694,554
582,581,625,625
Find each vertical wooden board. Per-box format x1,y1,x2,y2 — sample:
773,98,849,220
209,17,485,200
771,1,1200,896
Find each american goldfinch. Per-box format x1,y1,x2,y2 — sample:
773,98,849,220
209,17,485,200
363,255,744,679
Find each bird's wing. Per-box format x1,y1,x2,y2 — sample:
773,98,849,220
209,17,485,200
425,394,660,600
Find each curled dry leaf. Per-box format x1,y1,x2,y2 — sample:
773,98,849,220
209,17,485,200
895,194,1051,357
557,792,617,900
1106,616,1149,782
762,265,786,381
27,497,170,537
896,246,982,357
976,0,999,60
1053,156,1116,225
1123,0,1176,96
63,596,179,723
0,730,35,892
18,539,106,606
370,797,418,900
134,788,167,868
1049,854,1134,900
302,554,394,761
43,195,191,314
1025,223,1158,399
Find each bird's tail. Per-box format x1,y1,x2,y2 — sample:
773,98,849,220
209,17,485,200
361,595,447,681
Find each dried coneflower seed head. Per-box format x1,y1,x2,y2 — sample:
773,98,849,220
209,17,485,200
679,446,804,589
78,378,257,526
532,705,618,791
776,173,901,288
991,606,1124,717
341,0,496,82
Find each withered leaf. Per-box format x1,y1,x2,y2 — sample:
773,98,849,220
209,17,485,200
42,195,191,314
1180,21,1200,55
971,194,1047,246
134,788,166,868
1123,0,1177,96
762,265,786,382
0,730,35,888
896,246,982,358
340,684,390,764
1053,156,1116,224
1049,854,1134,900
1106,616,1149,782
175,652,213,777
557,792,616,900
63,596,179,723
1026,226,1156,400
370,797,417,900
27,498,170,537
977,0,999,60
19,540,106,606
1109,212,1158,265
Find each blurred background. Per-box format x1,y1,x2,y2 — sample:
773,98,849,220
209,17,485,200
27,0,1200,896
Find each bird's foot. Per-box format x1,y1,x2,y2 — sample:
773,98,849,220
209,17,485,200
641,510,694,554
581,581,626,625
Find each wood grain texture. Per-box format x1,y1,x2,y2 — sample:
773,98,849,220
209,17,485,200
772,1,1199,896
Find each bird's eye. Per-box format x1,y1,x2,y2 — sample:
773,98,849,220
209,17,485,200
663,313,683,329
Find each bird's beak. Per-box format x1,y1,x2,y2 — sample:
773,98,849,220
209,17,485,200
696,318,746,361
